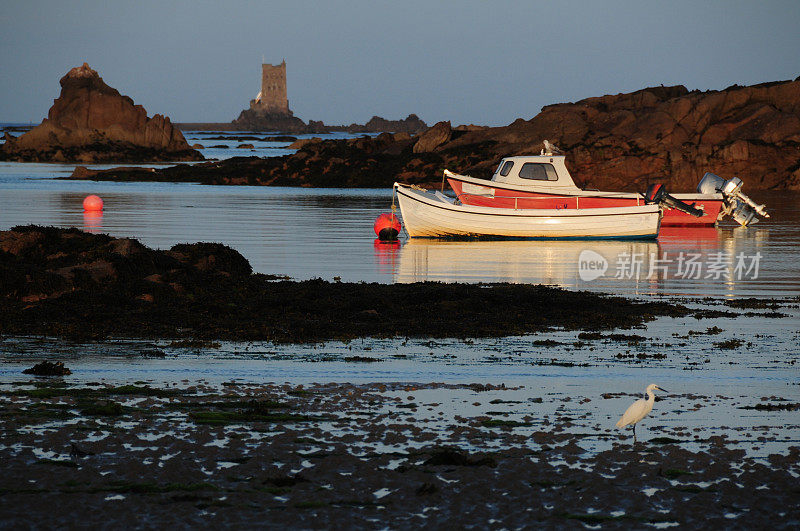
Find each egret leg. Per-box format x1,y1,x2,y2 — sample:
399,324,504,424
632,423,637,443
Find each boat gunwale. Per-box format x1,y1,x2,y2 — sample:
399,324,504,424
394,183,662,219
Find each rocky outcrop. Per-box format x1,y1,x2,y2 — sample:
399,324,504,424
0,63,203,163
231,108,321,133
413,121,452,153
340,114,428,134
443,80,800,191
68,79,800,191
228,110,428,134
68,132,444,187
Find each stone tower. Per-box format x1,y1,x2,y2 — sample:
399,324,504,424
250,60,289,114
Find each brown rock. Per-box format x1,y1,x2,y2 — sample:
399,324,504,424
0,230,44,255
288,138,322,150
79,260,117,282
444,81,800,191
454,124,490,132
344,114,428,134
59,79,800,191
0,63,203,163
413,121,452,153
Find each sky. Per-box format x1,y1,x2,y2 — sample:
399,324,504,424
1,0,799,127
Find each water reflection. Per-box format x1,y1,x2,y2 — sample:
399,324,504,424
658,226,722,248
0,167,798,298
82,211,103,233
391,224,789,297
373,239,401,275
394,239,660,287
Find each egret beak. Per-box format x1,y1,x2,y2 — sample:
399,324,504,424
657,386,669,393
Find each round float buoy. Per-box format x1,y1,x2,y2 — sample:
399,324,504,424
83,195,104,212
373,212,401,241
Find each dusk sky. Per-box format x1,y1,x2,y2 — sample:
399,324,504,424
2,1,799,127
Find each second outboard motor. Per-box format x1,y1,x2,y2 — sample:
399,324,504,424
697,172,769,226
644,183,705,217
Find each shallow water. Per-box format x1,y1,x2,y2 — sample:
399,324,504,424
1,131,798,460
1,307,798,459
1,155,798,297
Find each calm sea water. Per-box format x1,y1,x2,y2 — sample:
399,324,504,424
1,142,798,298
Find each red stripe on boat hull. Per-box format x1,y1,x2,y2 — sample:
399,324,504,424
447,178,722,227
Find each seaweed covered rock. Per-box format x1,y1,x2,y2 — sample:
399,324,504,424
0,226,690,342
68,128,494,188
22,361,72,376
0,225,250,305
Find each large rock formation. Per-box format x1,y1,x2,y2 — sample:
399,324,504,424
443,80,800,191
70,79,800,191
0,63,203,163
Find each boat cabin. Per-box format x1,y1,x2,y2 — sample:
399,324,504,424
490,155,580,192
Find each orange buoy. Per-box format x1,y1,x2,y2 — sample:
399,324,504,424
83,195,103,211
373,212,401,241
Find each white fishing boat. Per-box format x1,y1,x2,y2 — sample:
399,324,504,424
444,141,769,227
393,183,662,240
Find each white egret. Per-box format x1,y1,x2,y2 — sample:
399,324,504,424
615,383,668,442
542,139,563,154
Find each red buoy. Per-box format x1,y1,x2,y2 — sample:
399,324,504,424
83,195,104,212
373,212,401,241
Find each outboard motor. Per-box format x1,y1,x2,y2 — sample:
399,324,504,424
644,183,705,217
697,172,769,226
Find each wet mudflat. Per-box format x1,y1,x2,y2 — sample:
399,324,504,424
1,306,798,529
1,380,798,528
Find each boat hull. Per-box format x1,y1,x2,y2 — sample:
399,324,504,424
395,184,661,240
447,176,724,227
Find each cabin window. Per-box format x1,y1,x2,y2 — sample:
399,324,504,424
499,161,514,177
518,163,558,181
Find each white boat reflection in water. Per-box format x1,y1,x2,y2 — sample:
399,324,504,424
387,225,781,297
394,238,658,288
